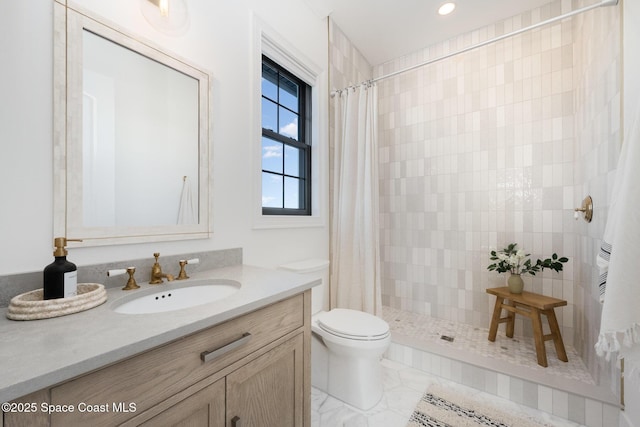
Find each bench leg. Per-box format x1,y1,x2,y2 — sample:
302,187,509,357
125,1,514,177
506,300,516,338
488,297,504,342
530,308,548,367
545,308,568,362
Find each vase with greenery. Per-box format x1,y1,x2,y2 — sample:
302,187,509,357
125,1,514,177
487,243,568,294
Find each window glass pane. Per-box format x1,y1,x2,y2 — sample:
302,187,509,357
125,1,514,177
284,145,300,177
261,98,277,132
261,62,278,101
262,172,282,208
284,177,301,209
279,74,298,113
279,107,298,140
262,138,283,173
261,57,310,215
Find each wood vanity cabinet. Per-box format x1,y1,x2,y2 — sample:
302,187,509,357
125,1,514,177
4,291,311,427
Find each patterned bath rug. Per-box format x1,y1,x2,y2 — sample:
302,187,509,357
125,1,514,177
407,385,553,427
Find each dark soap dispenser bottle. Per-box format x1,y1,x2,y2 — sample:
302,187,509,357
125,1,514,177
43,237,78,300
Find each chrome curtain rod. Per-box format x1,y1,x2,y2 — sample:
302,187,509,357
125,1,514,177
331,0,618,96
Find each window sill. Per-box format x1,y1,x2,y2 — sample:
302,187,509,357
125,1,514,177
252,214,324,230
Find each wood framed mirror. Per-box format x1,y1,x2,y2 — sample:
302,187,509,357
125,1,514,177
53,1,211,247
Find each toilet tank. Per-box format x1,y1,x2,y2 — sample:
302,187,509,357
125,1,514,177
279,259,329,314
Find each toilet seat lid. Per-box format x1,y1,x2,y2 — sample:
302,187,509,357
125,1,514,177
317,309,390,340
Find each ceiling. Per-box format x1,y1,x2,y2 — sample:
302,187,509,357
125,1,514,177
303,0,554,66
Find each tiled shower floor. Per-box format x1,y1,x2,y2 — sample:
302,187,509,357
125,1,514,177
381,306,595,385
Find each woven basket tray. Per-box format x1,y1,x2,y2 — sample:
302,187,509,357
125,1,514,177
6,283,107,321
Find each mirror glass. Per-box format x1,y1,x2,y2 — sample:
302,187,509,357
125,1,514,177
54,5,210,246
82,30,199,227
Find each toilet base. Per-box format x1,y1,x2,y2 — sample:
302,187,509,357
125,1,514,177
311,333,385,411
327,352,384,410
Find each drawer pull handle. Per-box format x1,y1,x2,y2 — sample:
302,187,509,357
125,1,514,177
200,332,252,363
231,415,241,427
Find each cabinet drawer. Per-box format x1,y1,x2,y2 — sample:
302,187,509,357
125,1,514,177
51,294,303,426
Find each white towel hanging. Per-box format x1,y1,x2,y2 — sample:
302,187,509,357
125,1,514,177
595,106,640,377
177,176,197,225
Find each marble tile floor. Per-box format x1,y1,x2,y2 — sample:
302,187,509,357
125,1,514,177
311,358,584,427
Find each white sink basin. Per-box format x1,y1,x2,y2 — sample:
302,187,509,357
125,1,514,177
112,279,240,314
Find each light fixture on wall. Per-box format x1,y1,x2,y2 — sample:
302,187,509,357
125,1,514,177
438,2,456,16
140,0,190,36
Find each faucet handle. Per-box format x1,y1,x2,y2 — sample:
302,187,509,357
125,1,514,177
107,268,127,277
177,258,199,280
108,266,140,290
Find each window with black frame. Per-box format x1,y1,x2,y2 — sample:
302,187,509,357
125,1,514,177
261,55,311,215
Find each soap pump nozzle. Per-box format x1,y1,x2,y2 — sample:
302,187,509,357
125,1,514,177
52,237,82,257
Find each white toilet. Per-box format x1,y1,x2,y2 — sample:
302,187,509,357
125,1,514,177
279,259,390,410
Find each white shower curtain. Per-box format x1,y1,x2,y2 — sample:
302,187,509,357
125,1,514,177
331,84,381,315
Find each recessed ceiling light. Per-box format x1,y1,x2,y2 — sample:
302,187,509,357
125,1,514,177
438,2,456,16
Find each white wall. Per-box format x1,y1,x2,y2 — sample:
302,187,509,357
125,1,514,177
0,0,329,274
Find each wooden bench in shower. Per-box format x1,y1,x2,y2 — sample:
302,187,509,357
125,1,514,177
486,286,568,367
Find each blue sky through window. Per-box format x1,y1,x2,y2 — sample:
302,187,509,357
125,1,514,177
261,58,304,210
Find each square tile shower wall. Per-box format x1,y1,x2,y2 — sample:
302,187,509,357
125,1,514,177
328,0,623,407
328,19,373,218
376,0,579,346
375,0,623,396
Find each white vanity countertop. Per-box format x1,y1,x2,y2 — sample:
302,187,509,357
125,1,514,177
0,264,319,403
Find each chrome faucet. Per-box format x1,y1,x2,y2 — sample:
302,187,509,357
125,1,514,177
150,253,175,284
